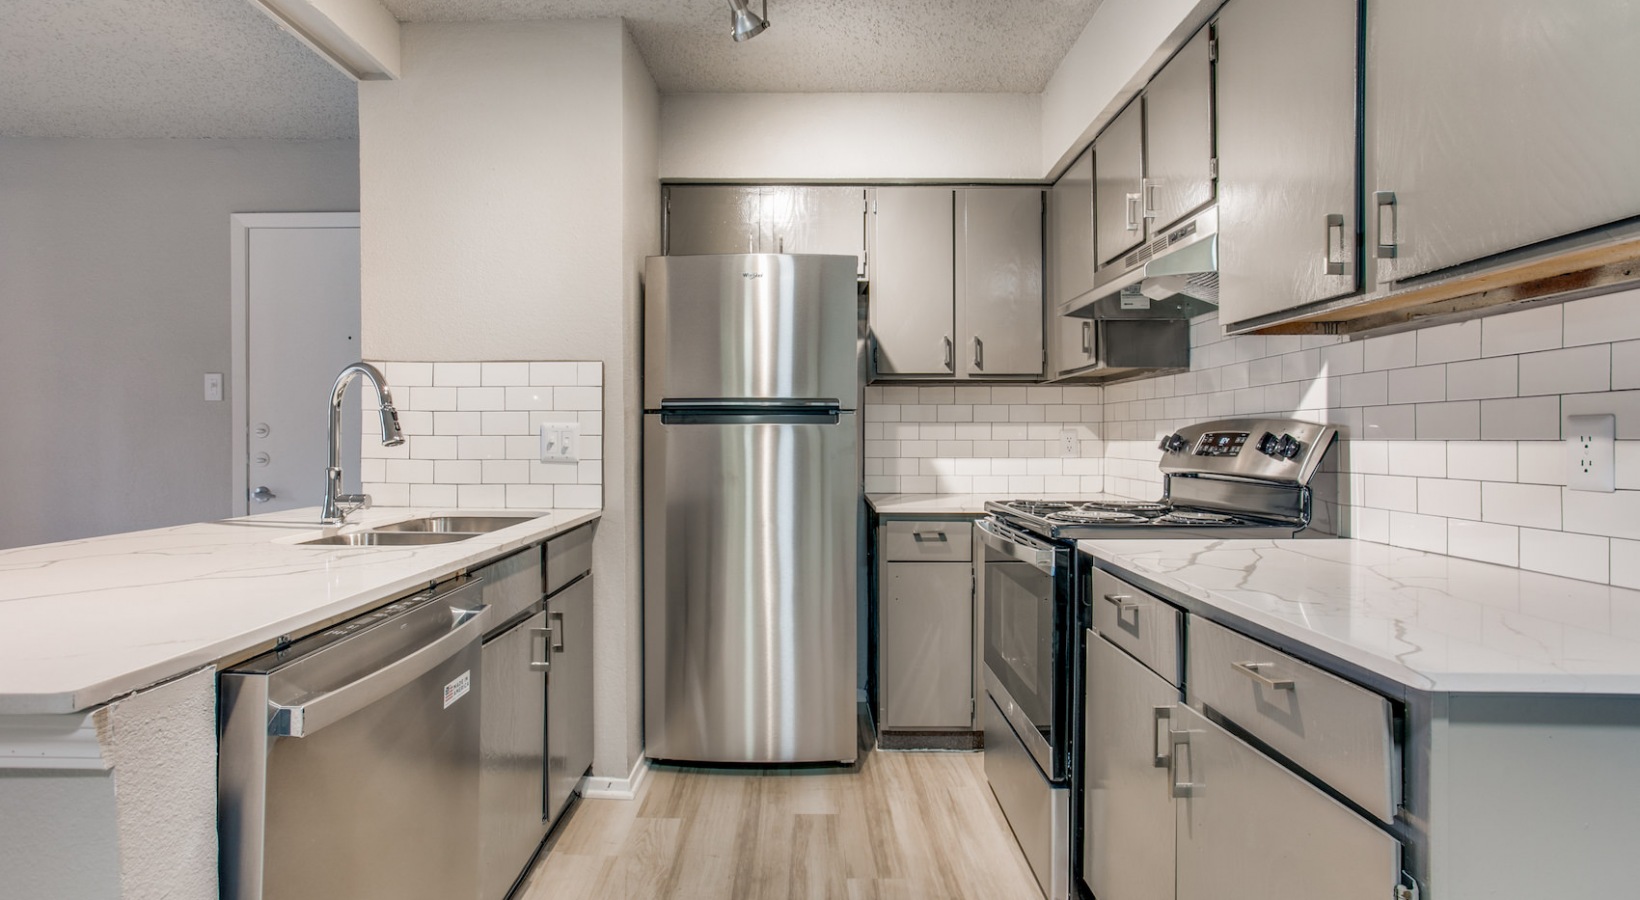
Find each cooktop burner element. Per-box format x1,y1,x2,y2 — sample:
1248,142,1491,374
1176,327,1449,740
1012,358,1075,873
1048,509,1152,525
1150,510,1249,526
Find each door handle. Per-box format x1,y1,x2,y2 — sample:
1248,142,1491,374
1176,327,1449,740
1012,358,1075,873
1324,213,1346,275
530,626,552,672
1080,320,1092,355
943,335,954,371
550,610,566,653
1375,191,1398,259
1169,728,1199,798
1124,192,1141,232
1232,660,1295,691
251,486,276,503
1152,706,1173,768
972,336,984,370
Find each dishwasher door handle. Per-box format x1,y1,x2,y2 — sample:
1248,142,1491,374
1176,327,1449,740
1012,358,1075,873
268,604,487,738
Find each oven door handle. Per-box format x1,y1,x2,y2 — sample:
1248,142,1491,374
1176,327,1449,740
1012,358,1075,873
976,518,1058,575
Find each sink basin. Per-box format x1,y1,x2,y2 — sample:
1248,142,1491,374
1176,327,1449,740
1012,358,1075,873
299,531,475,547
369,516,537,534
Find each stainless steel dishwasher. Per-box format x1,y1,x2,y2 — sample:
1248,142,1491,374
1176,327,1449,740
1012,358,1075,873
219,577,486,900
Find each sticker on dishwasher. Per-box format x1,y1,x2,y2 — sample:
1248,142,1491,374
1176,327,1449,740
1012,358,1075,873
443,670,471,709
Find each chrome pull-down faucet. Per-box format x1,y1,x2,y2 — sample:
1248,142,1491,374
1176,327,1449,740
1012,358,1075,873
321,362,405,524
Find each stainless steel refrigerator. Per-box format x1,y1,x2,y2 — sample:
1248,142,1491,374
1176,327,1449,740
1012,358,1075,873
643,253,860,765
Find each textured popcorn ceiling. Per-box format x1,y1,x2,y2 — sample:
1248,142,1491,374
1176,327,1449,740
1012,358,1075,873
382,0,1108,93
0,0,357,138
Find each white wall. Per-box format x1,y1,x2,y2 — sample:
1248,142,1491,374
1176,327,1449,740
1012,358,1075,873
358,18,658,779
0,138,359,550
659,92,1042,182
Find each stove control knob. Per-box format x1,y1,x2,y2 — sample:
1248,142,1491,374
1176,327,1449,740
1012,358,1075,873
1276,433,1303,460
1256,432,1281,457
1159,433,1188,453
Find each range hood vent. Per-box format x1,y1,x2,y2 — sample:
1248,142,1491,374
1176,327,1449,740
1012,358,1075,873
1066,207,1220,320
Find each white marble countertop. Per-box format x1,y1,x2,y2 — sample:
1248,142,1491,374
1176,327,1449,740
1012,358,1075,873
0,507,599,715
1079,538,1640,696
867,493,1121,516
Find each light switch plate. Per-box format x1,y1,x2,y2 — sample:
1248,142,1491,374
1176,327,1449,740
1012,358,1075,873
204,373,223,402
1566,413,1615,492
539,423,579,463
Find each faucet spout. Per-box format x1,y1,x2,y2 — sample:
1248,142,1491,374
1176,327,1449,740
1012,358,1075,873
321,362,404,524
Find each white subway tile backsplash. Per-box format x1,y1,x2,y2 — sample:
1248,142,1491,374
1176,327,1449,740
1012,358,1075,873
1388,441,1447,478
1481,305,1562,358
1480,396,1560,440
1363,332,1418,371
1445,356,1517,400
382,361,434,387
1562,287,1640,347
1562,488,1640,541
1448,441,1517,482
1390,511,1448,553
1416,320,1482,365
368,360,602,511
1386,365,1445,404
1362,404,1417,440
1418,478,1480,520
1482,482,1562,529
1415,401,1480,441
1519,528,1608,582
1517,345,1609,396
1448,520,1520,566
1517,441,1567,485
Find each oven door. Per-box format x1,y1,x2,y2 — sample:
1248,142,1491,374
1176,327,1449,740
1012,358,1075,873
977,517,1070,781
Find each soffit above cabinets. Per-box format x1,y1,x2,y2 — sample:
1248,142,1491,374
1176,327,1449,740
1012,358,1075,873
0,0,357,139
380,0,1108,93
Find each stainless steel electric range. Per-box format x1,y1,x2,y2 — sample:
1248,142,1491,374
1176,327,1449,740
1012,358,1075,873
975,417,1339,900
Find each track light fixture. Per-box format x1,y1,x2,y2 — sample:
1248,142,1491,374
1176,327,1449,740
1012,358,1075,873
729,0,769,41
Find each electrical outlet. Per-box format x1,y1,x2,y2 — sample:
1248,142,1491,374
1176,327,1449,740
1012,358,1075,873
1060,429,1081,458
1566,414,1615,492
539,423,579,463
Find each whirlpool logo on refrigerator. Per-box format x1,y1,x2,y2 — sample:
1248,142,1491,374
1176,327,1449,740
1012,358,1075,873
742,272,764,278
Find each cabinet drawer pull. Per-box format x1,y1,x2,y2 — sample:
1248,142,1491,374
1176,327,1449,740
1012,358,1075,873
973,336,984,370
530,626,552,672
911,531,949,543
1103,593,1139,613
1080,320,1092,355
1232,660,1295,691
943,335,954,371
1374,191,1399,259
550,610,566,653
1324,213,1346,275
1152,706,1173,768
1169,728,1199,798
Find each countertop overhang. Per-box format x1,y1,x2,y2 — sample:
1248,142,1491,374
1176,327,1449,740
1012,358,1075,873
0,507,600,715
1081,537,1640,697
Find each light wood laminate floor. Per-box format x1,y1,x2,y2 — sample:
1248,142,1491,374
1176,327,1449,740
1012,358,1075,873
515,749,1043,900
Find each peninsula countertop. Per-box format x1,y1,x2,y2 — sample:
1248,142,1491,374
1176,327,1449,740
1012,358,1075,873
0,507,599,715
1079,537,1640,696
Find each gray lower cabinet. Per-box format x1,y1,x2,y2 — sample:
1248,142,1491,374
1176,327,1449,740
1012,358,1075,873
477,547,551,900
1082,631,1177,900
1172,703,1401,900
1369,0,1640,284
1215,0,1360,327
545,574,593,824
877,519,975,732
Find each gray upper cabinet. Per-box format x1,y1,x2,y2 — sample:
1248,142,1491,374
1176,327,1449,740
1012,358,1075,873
1216,0,1360,327
1049,149,1096,309
664,185,868,275
871,186,1043,380
872,187,957,376
1142,28,1216,236
1369,0,1640,284
959,187,1044,377
1094,101,1146,267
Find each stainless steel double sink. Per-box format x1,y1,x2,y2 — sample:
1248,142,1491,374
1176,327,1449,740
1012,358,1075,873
299,516,537,547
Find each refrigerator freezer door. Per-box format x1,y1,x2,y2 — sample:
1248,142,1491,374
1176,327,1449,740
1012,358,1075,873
644,254,861,409
643,411,859,764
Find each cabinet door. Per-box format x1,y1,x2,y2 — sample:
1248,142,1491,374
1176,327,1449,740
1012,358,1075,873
1048,149,1096,309
959,187,1043,377
664,186,762,256
1094,101,1146,266
1051,314,1097,378
1142,27,1216,234
479,610,548,900
768,187,868,276
1083,632,1177,900
545,576,593,826
1172,704,1400,900
1216,0,1360,326
879,562,973,729
1370,0,1640,282
871,187,956,376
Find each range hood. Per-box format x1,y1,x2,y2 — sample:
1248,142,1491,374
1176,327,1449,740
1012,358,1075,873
1064,207,1220,320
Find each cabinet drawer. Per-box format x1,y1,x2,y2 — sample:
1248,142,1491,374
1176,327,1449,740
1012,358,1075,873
477,546,545,634
1091,568,1181,688
1187,616,1399,823
881,520,972,563
545,524,593,596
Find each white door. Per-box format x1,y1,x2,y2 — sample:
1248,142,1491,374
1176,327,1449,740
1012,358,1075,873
232,214,361,515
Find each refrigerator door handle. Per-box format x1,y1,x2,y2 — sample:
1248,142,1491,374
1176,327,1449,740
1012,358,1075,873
658,408,843,426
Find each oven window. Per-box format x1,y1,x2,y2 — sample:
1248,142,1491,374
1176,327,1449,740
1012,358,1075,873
982,549,1054,739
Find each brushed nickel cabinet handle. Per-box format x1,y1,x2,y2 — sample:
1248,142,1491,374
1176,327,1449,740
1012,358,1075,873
973,336,984,370
1124,192,1141,232
1324,213,1346,275
530,627,552,672
1152,706,1173,768
943,335,954,371
1233,660,1295,690
1169,728,1199,798
1375,191,1399,259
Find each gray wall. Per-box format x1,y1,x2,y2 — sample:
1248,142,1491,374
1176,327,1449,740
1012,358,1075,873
0,138,359,549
